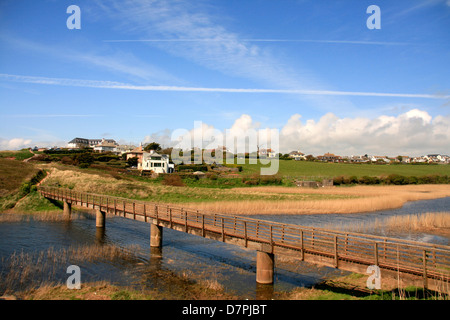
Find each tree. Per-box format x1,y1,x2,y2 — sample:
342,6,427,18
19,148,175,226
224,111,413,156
144,142,162,152
127,156,138,167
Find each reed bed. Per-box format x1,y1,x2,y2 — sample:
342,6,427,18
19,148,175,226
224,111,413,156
180,185,450,215
0,244,141,295
0,211,91,222
324,212,450,234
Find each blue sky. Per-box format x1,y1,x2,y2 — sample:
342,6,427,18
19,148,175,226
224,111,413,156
0,0,449,156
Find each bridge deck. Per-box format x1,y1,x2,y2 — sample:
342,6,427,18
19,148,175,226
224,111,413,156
39,186,450,292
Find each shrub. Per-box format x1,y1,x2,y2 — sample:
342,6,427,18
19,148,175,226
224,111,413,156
162,174,185,187
60,156,74,165
242,175,259,185
207,173,218,180
259,174,283,185
333,176,344,185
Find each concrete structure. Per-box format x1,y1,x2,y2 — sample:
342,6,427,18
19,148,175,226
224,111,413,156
256,251,274,284
63,200,71,218
95,209,105,228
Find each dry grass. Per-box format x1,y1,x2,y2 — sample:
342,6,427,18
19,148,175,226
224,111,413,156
0,244,141,295
180,185,450,215
0,211,89,222
327,212,450,235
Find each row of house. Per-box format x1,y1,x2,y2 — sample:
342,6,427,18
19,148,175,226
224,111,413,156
286,149,450,164
67,138,174,174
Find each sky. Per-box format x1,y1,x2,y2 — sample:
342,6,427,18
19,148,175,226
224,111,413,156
0,0,449,156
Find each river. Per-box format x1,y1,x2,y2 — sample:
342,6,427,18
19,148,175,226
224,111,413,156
0,197,449,299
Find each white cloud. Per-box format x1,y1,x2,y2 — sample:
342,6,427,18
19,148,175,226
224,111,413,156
0,138,32,150
279,109,450,156
158,109,450,157
1,73,447,99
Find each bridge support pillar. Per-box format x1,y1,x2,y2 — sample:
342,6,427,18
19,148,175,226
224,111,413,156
63,201,71,218
96,209,106,228
150,222,163,248
256,251,274,284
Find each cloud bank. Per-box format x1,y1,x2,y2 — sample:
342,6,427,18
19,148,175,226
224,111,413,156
142,109,450,157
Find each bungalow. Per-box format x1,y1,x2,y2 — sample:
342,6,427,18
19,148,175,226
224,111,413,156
317,152,341,162
139,150,174,174
289,150,306,161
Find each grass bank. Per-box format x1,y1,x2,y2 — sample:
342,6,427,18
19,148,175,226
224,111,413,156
277,273,449,300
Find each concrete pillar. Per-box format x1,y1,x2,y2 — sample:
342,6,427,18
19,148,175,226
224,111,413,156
63,201,72,218
256,251,274,284
96,209,105,228
96,227,105,245
150,223,163,248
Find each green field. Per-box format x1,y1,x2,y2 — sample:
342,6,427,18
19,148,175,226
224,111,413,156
0,150,34,161
240,160,450,179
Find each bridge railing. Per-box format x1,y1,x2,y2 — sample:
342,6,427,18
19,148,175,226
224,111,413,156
38,186,450,281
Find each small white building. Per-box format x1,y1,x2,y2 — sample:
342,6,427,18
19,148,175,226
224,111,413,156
139,150,174,174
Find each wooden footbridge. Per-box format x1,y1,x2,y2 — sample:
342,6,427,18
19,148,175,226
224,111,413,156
38,186,450,292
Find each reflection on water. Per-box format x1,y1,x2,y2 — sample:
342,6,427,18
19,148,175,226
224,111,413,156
0,197,448,299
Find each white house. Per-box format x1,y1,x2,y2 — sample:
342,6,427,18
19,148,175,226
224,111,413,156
93,138,118,153
139,150,174,174
289,150,306,160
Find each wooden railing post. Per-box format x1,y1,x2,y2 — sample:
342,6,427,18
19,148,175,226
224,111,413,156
334,236,338,268
300,230,304,261
423,250,428,289
374,242,379,266
244,221,248,247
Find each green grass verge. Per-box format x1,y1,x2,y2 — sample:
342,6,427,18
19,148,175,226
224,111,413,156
240,160,450,180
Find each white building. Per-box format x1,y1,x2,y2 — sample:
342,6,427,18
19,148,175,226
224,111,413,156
93,138,118,153
139,150,174,174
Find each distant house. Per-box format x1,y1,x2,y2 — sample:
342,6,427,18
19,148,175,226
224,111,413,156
116,145,136,156
370,155,391,163
93,138,118,153
126,144,145,163
258,148,277,158
67,137,117,149
139,150,174,174
317,152,341,162
289,150,306,161
67,137,90,149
